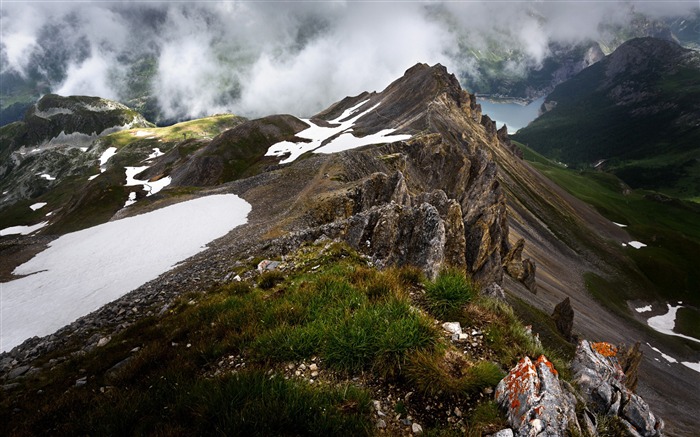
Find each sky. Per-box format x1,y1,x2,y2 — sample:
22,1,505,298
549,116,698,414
1,1,698,120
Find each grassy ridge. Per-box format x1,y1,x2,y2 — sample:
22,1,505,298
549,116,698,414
1,242,572,436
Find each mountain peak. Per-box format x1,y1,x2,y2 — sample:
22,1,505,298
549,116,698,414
313,63,480,137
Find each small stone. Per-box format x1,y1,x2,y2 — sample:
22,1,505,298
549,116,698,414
295,370,301,376
311,371,319,377
309,363,318,371
96,337,111,347
75,377,87,387
401,418,412,426
459,333,468,341
442,322,462,335
287,364,295,370
376,419,387,429
373,400,382,412
412,423,423,434
299,363,307,371
489,429,514,437
454,407,463,417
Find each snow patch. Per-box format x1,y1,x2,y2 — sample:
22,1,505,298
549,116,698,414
681,361,700,374
30,202,47,211
646,343,678,363
266,100,411,164
124,166,172,197
99,147,118,170
0,221,49,236
80,147,88,152
635,305,652,313
146,148,164,160
0,194,251,352
123,192,137,208
45,212,53,217
613,222,627,227
88,174,100,181
627,241,647,249
39,174,56,181
647,303,700,344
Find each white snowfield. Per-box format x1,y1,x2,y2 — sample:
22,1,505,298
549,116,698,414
0,221,48,237
0,194,251,352
124,166,172,200
266,99,412,164
30,202,47,211
647,302,700,345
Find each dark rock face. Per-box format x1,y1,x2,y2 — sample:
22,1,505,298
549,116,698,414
551,297,575,340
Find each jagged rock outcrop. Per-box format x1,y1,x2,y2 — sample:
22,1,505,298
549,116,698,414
495,355,579,437
572,340,664,437
496,340,664,437
552,297,575,341
502,239,537,292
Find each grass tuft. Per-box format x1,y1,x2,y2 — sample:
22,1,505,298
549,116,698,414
424,269,475,320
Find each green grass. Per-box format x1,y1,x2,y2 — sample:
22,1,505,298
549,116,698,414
518,143,700,309
5,243,569,435
424,269,476,320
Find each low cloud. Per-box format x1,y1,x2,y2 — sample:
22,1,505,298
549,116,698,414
1,1,697,121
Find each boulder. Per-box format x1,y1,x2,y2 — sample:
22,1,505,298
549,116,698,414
571,340,664,436
496,355,579,437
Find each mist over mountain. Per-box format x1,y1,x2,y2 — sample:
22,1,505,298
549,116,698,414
1,1,698,123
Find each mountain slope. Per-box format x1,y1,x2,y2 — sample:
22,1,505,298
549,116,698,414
513,37,700,199
1,63,699,434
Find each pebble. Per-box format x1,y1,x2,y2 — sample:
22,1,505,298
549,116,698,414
412,423,423,434
376,419,387,429
75,377,87,387
309,363,318,371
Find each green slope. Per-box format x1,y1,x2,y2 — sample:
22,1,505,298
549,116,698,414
514,38,700,200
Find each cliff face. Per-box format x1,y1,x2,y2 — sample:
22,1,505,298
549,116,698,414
238,63,532,286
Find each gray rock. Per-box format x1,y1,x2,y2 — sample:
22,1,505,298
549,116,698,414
481,282,506,300
622,393,656,436
6,365,31,380
489,430,514,437
75,377,87,387
496,355,579,437
442,322,462,335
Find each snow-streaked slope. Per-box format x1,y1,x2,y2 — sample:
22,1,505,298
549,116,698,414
265,100,411,164
0,221,49,236
0,194,251,352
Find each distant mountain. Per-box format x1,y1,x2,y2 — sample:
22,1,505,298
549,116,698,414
514,37,700,199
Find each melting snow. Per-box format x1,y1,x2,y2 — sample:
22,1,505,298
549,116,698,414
30,202,47,211
80,147,88,152
647,303,700,345
647,343,678,363
88,174,100,181
124,166,172,196
39,174,56,181
635,305,652,313
98,147,118,172
134,130,155,138
0,221,49,236
646,343,700,375
0,194,251,352
613,222,627,227
123,192,137,208
146,148,164,160
266,100,411,164
682,362,700,373
627,241,647,249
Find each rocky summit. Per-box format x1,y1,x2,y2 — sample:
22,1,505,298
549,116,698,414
1,63,698,435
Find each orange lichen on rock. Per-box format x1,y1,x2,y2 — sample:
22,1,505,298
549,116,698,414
591,342,618,357
536,355,558,376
